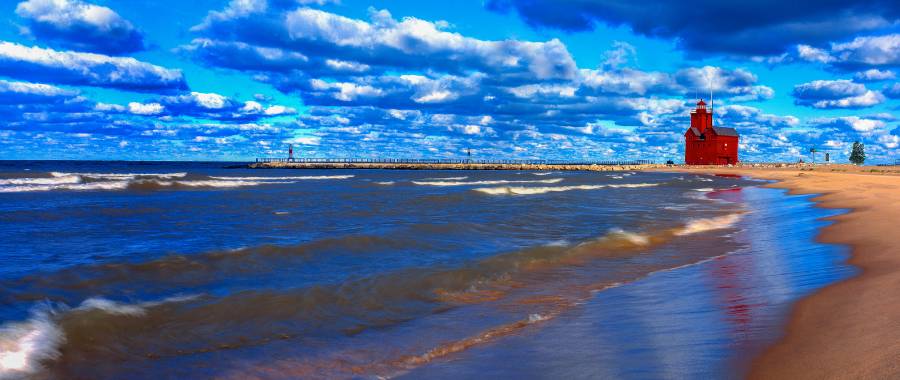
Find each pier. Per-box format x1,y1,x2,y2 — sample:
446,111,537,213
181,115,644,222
249,157,659,171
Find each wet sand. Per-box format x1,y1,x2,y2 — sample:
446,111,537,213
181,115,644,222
652,165,900,379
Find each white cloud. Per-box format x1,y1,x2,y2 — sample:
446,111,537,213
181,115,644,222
0,41,185,91
796,44,835,63
128,102,164,115
854,69,896,82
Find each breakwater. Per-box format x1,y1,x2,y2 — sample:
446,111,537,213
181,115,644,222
249,161,666,171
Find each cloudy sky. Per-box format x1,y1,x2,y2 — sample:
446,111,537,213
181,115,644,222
1,0,898,162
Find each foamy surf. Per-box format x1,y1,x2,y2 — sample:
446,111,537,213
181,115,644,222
676,213,744,236
421,176,468,181
0,171,317,192
412,178,563,186
209,175,354,180
474,183,657,195
0,295,198,379
0,307,62,380
51,172,188,179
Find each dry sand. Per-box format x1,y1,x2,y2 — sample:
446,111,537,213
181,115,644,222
650,165,900,379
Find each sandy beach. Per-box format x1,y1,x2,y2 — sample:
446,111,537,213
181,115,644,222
652,165,900,379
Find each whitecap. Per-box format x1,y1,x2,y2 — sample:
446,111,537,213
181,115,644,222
421,176,468,181
412,178,563,186
0,294,200,378
0,307,62,379
675,213,744,236
475,184,604,195
607,228,650,246
474,183,656,195
50,172,187,180
374,181,395,185
209,175,353,180
0,175,80,186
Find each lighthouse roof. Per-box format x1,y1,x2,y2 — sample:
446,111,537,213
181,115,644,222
712,127,738,137
696,99,706,106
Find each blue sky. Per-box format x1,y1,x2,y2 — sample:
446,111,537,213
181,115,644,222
0,0,898,163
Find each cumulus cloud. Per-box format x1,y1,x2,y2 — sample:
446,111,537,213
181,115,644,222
0,79,79,104
810,116,888,133
0,41,186,91
186,6,577,83
485,0,900,57
717,105,800,129
793,79,885,108
128,102,164,115
854,69,896,82
15,0,144,55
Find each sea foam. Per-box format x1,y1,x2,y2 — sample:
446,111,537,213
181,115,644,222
676,213,744,236
474,183,657,195
0,172,321,192
0,295,199,378
209,175,354,180
412,178,563,186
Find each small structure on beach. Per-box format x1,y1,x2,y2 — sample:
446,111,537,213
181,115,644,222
684,99,739,165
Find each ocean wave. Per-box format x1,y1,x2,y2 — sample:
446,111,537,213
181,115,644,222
0,175,81,186
50,172,188,180
412,178,563,186
0,171,313,192
531,172,555,176
0,295,197,379
0,306,62,380
474,183,657,195
474,184,604,195
374,181,395,185
0,181,130,193
422,176,468,181
209,175,354,180
675,213,744,236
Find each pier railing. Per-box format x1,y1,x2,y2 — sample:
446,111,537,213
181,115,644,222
254,158,654,165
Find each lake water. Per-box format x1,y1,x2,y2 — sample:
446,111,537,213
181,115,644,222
0,161,853,379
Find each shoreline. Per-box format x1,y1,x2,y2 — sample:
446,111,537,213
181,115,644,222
649,165,900,379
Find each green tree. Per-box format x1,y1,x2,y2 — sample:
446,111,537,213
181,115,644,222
849,141,866,165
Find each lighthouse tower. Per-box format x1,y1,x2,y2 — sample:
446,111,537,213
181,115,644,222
684,99,739,165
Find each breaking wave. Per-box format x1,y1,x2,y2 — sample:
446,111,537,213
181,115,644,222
0,295,197,379
0,172,345,193
412,178,563,186
474,183,657,195
422,176,468,181
0,306,62,380
675,213,744,236
209,175,354,180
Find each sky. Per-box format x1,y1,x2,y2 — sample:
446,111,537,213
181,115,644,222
0,0,898,163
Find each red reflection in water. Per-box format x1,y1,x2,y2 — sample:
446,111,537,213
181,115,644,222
703,187,762,340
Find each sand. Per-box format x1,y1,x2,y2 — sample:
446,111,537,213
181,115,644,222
650,165,900,379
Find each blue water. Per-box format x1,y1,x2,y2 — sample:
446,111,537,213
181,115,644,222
0,161,853,379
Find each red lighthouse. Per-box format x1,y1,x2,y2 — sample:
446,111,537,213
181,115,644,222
684,99,739,165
